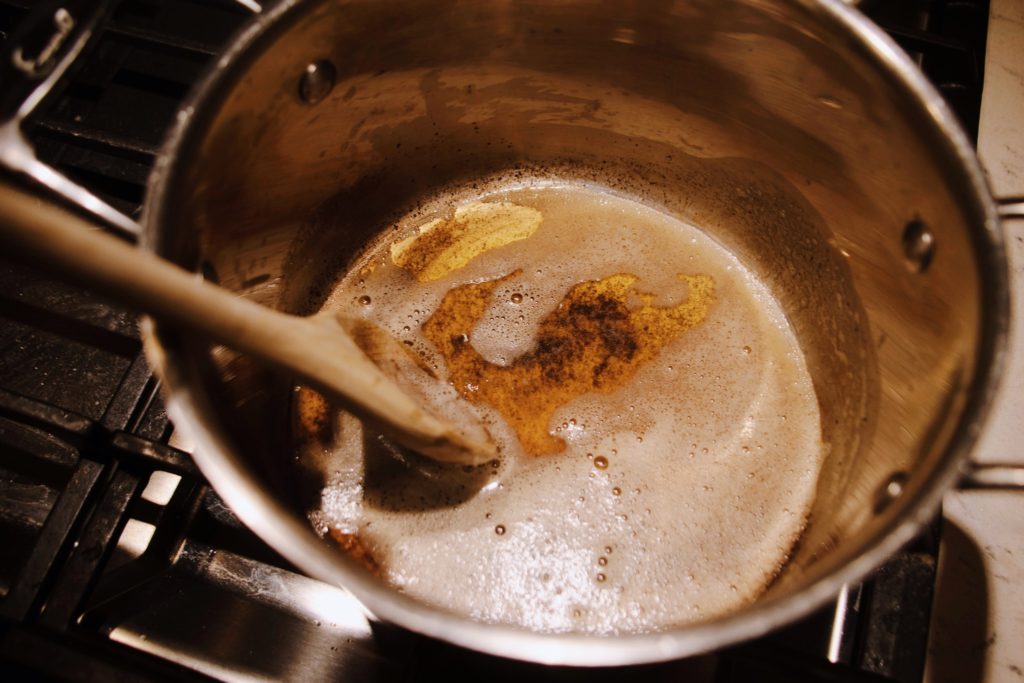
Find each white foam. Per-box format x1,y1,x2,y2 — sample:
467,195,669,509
299,182,824,634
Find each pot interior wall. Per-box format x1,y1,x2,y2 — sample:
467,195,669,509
152,0,985,621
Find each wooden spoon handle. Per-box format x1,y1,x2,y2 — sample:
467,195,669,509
0,182,494,464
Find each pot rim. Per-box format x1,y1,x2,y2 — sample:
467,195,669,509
141,0,1009,666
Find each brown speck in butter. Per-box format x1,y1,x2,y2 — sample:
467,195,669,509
423,271,714,455
329,528,383,577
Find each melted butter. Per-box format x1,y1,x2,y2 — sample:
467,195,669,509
300,182,825,635
390,201,543,282
328,528,382,577
423,271,714,455
295,386,332,446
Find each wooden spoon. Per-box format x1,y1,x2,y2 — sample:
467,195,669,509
0,182,496,465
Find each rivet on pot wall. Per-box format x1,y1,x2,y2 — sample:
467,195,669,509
901,219,935,273
873,471,909,514
299,60,336,104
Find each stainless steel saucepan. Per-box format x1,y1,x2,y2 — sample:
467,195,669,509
3,0,1022,666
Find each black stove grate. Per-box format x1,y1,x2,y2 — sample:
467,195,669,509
0,0,991,680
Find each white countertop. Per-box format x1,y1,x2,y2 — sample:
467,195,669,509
925,1,1024,681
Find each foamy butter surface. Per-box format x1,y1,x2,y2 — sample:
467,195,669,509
298,184,824,634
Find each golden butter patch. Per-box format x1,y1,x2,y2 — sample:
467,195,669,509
294,386,332,446
390,202,543,282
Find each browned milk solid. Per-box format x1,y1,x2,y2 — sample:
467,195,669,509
298,183,824,634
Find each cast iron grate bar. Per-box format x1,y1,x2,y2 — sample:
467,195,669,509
858,523,941,682
0,459,105,622
104,22,224,57
109,0,253,56
0,295,140,359
13,0,247,216
110,432,199,479
33,118,160,160
102,354,157,433
0,388,95,440
37,466,144,629
80,476,207,633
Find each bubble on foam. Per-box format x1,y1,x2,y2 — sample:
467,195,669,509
296,181,824,635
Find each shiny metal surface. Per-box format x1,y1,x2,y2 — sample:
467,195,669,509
108,542,397,682
0,0,138,238
960,463,1024,490
231,0,264,14
298,60,337,105
999,197,1024,219
139,0,1008,665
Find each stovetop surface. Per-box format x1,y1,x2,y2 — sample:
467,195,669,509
0,1,993,680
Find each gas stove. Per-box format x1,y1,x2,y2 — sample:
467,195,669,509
0,1,997,680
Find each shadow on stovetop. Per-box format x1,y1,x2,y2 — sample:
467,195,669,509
369,619,915,682
370,621,718,682
923,520,989,683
